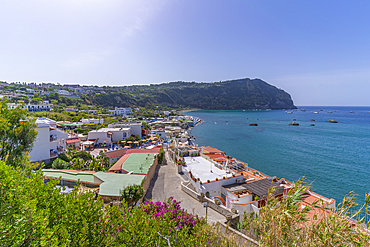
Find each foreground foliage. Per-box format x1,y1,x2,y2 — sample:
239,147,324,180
242,179,370,246
0,100,37,167
0,161,238,246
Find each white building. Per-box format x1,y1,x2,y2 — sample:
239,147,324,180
7,101,52,112
88,128,131,145
107,122,142,137
29,118,68,163
57,90,70,96
7,103,22,109
81,118,104,124
109,107,133,116
25,101,52,111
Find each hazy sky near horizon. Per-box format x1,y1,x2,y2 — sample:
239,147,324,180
1,1,370,106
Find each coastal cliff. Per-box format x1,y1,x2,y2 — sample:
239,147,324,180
88,78,296,110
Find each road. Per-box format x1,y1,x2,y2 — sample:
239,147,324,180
145,153,226,224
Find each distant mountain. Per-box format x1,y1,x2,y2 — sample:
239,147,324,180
87,78,296,110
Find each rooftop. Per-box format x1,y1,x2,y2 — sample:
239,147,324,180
42,169,145,197
36,117,57,127
42,169,97,184
125,147,160,154
104,149,127,158
66,138,81,144
223,178,284,199
183,156,233,182
89,128,131,133
94,172,145,197
122,153,157,174
202,146,225,154
108,154,131,172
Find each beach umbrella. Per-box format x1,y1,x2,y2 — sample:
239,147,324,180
134,141,139,144
127,141,133,144
103,140,109,143
124,146,130,148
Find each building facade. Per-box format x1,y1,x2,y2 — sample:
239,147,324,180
29,118,68,163
109,107,133,116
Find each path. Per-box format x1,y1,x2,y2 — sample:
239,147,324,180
145,153,226,224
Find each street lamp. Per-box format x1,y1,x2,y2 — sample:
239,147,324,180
202,202,208,223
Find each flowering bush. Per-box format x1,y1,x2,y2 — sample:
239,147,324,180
142,198,197,230
0,161,238,246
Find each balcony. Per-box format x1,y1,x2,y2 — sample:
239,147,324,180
50,135,57,142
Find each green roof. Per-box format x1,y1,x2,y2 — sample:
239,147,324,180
42,169,145,197
94,172,145,197
59,122,83,126
42,169,96,183
122,153,156,174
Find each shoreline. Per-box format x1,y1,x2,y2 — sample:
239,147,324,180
177,108,202,114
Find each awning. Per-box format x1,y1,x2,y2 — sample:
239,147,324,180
82,141,95,145
66,138,81,144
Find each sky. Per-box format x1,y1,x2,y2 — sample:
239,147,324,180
1,0,370,106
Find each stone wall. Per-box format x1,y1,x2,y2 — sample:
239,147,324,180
216,222,259,247
142,157,159,195
181,181,236,218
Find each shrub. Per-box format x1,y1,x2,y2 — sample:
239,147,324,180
71,151,92,162
157,146,164,164
52,158,70,169
0,161,239,246
58,152,70,162
242,178,370,246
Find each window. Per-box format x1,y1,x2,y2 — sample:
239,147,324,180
221,193,226,202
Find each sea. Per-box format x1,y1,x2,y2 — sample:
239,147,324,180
188,106,370,208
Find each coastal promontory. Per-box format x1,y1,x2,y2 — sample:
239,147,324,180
88,78,296,110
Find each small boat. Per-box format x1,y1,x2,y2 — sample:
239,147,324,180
214,122,217,124
286,111,293,114
313,111,319,114
349,111,354,113
327,120,338,123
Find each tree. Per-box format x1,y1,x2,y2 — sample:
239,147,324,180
157,146,164,164
51,158,70,169
0,99,37,167
121,184,144,206
30,97,42,104
71,151,92,162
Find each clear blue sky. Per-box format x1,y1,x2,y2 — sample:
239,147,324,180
1,0,370,106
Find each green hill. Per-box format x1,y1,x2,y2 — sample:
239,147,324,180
87,78,296,110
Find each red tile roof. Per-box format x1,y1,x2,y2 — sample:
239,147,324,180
126,147,160,154
202,146,225,154
108,154,131,172
66,138,81,144
104,149,127,159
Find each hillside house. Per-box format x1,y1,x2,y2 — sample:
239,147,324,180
29,118,68,163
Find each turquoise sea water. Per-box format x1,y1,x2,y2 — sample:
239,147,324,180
188,106,370,207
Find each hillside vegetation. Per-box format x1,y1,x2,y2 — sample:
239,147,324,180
88,78,296,110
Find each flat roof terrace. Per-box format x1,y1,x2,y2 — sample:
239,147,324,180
183,156,233,182
122,153,157,174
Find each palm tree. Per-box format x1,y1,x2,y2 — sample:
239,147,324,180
121,184,144,206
